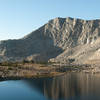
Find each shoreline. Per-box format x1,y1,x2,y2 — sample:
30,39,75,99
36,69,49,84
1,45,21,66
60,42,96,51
0,63,100,80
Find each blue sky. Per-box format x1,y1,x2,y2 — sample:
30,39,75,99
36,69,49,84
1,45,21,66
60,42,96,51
0,0,100,40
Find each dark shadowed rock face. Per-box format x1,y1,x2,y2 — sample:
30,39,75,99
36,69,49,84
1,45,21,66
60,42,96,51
0,17,100,64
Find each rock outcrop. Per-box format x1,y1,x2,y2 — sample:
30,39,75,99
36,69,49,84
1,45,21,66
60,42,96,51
0,17,100,64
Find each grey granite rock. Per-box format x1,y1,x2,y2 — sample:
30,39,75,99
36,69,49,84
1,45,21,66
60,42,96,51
0,17,100,64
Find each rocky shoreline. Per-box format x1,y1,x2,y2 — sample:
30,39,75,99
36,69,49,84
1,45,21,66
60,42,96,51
0,62,100,79
0,63,65,79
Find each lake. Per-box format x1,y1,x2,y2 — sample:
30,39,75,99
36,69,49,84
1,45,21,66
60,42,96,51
0,72,100,100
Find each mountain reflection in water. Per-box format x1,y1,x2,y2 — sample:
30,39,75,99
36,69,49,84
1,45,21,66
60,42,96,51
24,73,100,100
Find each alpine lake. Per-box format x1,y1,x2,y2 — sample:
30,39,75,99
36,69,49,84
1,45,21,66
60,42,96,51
0,72,100,100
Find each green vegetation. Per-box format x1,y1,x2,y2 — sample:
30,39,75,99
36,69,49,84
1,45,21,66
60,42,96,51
22,59,38,64
68,58,75,63
22,59,53,65
0,60,52,68
0,62,18,67
7,67,13,70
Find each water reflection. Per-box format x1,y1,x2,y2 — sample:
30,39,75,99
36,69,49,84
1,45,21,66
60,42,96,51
24,73,100,100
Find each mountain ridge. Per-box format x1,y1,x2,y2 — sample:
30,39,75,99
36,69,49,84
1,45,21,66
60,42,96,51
0,17,100,64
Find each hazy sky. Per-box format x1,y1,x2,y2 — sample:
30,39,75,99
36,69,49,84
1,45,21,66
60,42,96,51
0,0,100,40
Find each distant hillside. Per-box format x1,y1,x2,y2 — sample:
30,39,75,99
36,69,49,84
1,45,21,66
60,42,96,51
0,17,100,64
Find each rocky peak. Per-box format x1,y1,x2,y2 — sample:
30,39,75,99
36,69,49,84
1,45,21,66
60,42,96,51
0,17,100,64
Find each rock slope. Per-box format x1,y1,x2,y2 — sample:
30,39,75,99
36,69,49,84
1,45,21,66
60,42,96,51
0,17,100,64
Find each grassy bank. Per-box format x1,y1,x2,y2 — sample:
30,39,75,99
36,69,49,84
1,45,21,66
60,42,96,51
0,61,100,79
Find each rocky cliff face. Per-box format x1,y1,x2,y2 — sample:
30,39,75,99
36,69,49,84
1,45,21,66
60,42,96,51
0,17,100,64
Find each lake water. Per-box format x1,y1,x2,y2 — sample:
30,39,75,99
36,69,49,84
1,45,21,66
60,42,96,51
0,73,100,100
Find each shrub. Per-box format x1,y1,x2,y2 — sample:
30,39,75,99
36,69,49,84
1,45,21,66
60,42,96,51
68,58,75,63
22,59,29,64
8,67,13,70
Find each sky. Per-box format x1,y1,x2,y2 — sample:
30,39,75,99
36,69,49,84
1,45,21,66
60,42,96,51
0,0,100,40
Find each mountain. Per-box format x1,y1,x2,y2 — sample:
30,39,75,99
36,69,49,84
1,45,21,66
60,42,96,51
0,17,100,64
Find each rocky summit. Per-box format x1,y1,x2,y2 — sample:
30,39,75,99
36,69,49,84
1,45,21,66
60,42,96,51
0,17,100,64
